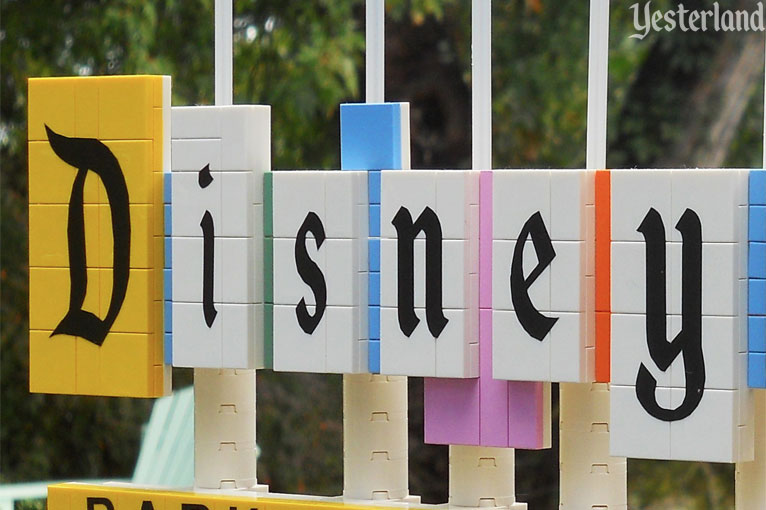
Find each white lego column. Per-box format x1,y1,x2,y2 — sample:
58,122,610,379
736,391,766,509
194,368,262,489
342,2,412,501
343,374,409,500
192,0,262,492
447,4,523,509
559,383,626,510
560,3,626,509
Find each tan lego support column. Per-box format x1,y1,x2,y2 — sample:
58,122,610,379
736,391,766,509
343,374,409,500
449,446,527,509
194,368,265,490
559,383,626,510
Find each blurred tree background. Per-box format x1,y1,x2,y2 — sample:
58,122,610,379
1,0,763,509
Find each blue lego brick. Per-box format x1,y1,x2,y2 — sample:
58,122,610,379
369,272,380,307
164,268,172,300
340,102,408,171
750,316,766,353
750,170,766,206
750,279,766,315
369,305,380,340
369,238,380,272
164,203,172,236
750,206,766,242
368,170,381,204
368,339,381,374
163,172,172,204
749,242,766,279
748,352,766,388
164,237,172,269
164,332,173,365
369,204,381,237
164,300,172,334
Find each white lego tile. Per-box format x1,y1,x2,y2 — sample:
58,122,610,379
171,138,222,172
549,169,586,241
669,242,739,317
272,237,323,307
324,238,360,306
610,169,672,242
610,384,671,459
549,312,589,383
669,316,739,390
172,301,222,368
220,303,258,369
434,170,479,240
669,387,738,462
380,170,437,239
610,313,674,388
272,304,326,373
271,171,327,238
218,237,255,304
435,309,478,378
172,236,222,303
253,205,264,301
220,171,255,237
610,242,649,315
379,306,436,377
492,309,551,382
670,169,746,243
325,306,363,374
550,241,584,313
324,171,365,239
219,105,271,171
171,106,223,140
492,169,550,240
491,239,551,312
171,170,222,237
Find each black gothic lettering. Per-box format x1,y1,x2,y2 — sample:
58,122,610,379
295,212,327,334
635,207,705,422
391,206,449,338
46,125,130,346
510,211,558,341
87,498,114,510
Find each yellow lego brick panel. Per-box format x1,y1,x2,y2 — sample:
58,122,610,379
100,333,155,396
29,267,100,331
29,330,76,394
28,142,101,204
101,140,155,204
29,204,100,268
99,268,156,333
28,78,75,142
47,485,393,510
76,335,102,395
98,76,158,140
153,109,164,172
75,78,99,138
98,204,157,269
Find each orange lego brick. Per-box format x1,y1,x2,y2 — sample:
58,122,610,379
594,169,611,382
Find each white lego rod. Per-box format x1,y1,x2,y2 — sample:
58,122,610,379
734,36,766,510
366,0,385,103
343,1,410,501
560,2,626,510
450,3,521,507
472,0,492,171
585,0,609,170
215,0,234,105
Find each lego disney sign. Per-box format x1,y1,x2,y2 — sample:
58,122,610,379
28,75,760,465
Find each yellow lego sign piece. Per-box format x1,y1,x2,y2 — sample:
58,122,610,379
28,75,170,397
47,484,400,510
